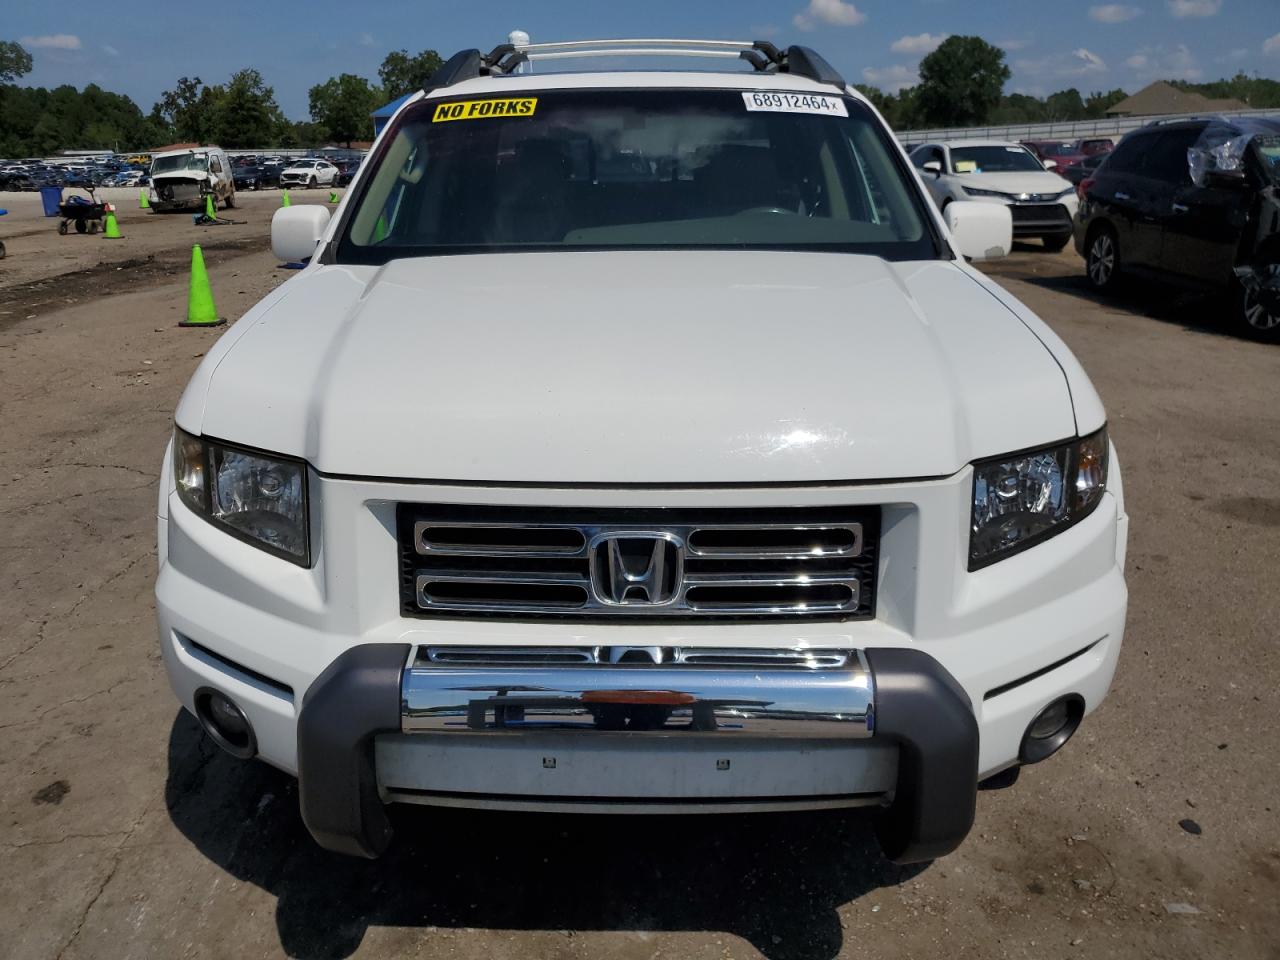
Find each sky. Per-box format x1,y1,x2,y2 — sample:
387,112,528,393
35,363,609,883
8,0,1280,119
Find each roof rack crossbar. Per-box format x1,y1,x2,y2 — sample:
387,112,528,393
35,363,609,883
423,38,848,93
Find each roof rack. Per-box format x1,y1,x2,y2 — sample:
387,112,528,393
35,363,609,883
1148,114,1220,126
423,39,847,94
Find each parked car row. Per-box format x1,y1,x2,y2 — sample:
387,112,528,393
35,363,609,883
0,157,150,191
910,117,1279,341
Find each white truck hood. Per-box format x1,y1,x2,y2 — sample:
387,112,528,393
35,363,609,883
183,251,1077,483
954,171,1072,195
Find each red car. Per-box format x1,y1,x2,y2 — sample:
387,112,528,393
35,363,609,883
1022,138,1115,172
1020,139,1087,172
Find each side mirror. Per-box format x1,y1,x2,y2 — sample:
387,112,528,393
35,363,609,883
945,201,1012,262
1043,159,1058,170
271,205,331,262
922,160,942,176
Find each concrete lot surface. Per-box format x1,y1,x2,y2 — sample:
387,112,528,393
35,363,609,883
1,193,1277,959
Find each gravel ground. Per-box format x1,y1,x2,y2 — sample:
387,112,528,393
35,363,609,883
0,193,1277,960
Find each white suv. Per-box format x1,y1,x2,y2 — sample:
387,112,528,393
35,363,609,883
909,139,1079,250
279,159,339,189
156,39,1127,864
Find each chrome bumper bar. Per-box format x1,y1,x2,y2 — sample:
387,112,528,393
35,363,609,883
400,647,874,739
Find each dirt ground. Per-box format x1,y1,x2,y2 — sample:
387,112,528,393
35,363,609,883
1,192,1277,960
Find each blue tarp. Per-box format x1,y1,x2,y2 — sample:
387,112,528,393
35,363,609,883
371,93,414,136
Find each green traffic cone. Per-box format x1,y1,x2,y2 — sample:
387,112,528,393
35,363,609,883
204,194,216,220
102,212,122,239
179,245,226,328
139,189,150,209
328,191,338,204
281,189,291,208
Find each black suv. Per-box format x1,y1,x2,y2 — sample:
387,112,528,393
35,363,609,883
1074,117,1280,340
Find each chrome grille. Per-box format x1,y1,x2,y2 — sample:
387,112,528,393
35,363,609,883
398,505,878,621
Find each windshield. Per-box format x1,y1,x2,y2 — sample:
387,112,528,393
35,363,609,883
1038,142,1079,157
949,146,1044,174
337,89,937,262
152,153,207,174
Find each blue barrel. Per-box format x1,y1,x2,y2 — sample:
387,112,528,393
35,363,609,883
40,185,64,217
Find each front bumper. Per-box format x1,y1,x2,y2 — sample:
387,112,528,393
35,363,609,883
296,644,977,863
156,455,1128,865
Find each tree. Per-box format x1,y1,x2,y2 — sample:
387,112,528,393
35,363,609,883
1171,74,1280,109
1084,88,1128,118
1044,88,1086,122
157,76,210,142
0,39,32,82
378,48,444,101
914,36,1010,127
309,73,379,144
211,69,284,147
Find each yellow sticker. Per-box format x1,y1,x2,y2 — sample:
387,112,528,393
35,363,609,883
432,97,538,122
953,160,977,173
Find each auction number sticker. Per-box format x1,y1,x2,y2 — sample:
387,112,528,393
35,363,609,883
432,97,538,122
742,92,848,117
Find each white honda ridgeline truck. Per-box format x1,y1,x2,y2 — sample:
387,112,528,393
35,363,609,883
156,39,1128,864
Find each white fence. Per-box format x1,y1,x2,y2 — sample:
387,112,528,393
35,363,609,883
895,107,1277,145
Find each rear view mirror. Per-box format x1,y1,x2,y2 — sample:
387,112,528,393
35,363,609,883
945,201,1012,261
922,160,942,176
271,205,331,262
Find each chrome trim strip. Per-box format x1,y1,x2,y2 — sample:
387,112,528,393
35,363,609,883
401,647,873,739
384,791,885,815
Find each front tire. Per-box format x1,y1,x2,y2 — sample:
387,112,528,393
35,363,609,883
225,191,236,210
1237,280,1280,342
309,175,317,189
1085,224,1121,292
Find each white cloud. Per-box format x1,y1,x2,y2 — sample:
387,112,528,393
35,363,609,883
891,32,948,55
1167,0,1221,17
1089,4,1143,22
19,33,82,50
793,0,867,31
1220,47,1249,62
861,64,918,93
101,44,119,57
1126,43,1202,78
999,38,1032,52
1015,48,1108,80
358,32,375,46
1073,48,1108,72
1265,33,1280,55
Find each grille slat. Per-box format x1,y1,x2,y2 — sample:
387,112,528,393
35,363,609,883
398,505,879,622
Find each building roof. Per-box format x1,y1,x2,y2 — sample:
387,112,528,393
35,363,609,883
1106,81,1248,118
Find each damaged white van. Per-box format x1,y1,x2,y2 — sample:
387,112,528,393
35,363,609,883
156,39,1127,865
149,146,235,211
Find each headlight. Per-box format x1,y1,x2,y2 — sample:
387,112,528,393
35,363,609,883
173,428,311,565
960,186,1010,199
970,428,1108,570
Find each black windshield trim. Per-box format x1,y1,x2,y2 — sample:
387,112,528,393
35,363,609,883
325,87,949,266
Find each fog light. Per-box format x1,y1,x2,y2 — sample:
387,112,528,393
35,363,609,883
1019,694,1084,764
1028,699,1070,740
195,687,257,760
